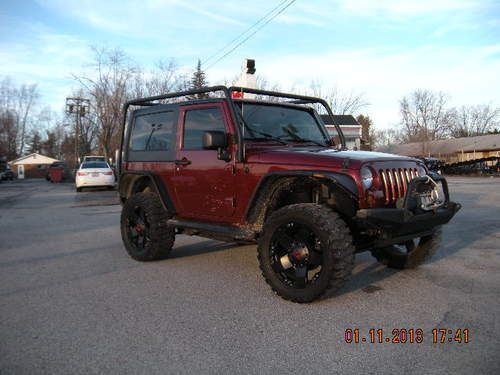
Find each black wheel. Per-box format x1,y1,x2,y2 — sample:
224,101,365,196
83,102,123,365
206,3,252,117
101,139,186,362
76,187,82,192
120,192,175,261
258,203,355,303
370,228,442,269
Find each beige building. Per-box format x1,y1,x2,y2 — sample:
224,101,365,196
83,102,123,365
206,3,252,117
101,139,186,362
9,153,59,179
377,133,500,164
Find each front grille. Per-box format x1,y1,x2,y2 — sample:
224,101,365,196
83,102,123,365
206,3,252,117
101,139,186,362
379,168,420,204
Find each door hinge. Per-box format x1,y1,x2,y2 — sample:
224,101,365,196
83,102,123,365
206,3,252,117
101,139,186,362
232,197,236,208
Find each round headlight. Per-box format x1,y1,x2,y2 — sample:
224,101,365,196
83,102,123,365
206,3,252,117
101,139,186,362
361,166,373,190
417,165,427,176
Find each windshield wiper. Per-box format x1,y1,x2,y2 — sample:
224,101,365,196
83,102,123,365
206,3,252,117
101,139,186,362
282,128,326,147
243,127,289,145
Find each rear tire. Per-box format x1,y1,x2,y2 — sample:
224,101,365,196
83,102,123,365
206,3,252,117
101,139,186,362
258,203,355,303
370,228,442,269
76,187,82,192
120,192,175,261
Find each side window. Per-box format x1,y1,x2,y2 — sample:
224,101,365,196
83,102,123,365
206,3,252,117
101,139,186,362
130,111,174,152
128,110,176,161
183,108,226,150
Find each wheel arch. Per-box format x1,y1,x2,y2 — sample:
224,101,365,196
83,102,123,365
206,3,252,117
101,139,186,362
245,171,359,230
119,171,176,213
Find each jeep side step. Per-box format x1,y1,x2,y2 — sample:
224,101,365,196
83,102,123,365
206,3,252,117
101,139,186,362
167,219,257,242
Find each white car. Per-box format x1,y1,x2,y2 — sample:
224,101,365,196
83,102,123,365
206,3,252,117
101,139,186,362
75,161,115,192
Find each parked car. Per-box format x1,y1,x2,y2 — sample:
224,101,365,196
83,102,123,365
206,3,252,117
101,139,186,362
118,86,461,303
75,161,115,192
1,167,16,181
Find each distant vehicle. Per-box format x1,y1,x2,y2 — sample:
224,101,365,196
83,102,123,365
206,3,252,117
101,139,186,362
1,166,16,181
75,161,115,192
418,157,444,174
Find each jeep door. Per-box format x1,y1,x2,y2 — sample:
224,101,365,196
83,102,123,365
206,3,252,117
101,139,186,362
172,103,236,221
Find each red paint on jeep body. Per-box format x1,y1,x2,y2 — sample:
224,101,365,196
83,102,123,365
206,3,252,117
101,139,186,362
125,101,422,225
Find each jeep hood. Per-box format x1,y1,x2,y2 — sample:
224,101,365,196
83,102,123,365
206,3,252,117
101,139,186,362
246,146,418,169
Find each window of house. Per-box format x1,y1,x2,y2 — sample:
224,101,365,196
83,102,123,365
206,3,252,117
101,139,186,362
183,108,226,150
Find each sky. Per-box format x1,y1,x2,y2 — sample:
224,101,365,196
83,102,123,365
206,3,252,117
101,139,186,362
1,0,499,129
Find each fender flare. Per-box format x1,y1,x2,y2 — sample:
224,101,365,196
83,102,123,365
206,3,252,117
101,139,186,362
245,170,359,225
119,171,176,213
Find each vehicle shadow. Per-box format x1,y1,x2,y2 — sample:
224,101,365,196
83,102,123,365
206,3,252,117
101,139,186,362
169,239,240,259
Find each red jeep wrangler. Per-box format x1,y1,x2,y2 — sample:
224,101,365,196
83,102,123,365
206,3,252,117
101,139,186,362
118,86,460,303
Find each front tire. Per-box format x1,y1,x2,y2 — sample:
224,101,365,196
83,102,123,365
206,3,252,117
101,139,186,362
370,228,442,269
258,204,355,303
120,192,175,261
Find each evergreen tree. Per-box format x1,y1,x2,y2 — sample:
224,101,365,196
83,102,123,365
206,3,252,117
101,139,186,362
190,59,208,98
28,131,42,154
356,114,374,151
42,130,57,158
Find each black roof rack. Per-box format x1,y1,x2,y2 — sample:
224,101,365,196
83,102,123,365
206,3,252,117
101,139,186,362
119,86,346,172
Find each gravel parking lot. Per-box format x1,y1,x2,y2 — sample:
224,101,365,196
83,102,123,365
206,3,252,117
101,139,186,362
0,177,499,374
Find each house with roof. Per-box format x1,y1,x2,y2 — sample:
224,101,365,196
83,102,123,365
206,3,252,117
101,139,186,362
9,153,59,179
376,133,500,164
320,115,362,150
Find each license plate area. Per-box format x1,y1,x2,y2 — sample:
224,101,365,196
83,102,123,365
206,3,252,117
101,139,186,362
91,173,99,177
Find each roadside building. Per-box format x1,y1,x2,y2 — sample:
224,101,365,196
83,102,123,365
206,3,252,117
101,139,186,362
9,153,59,179
320,115,362,150
376,133,500,164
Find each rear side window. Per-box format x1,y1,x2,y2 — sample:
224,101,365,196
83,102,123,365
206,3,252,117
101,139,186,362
183,108,226,150
128,110,176,161
131,111,174,151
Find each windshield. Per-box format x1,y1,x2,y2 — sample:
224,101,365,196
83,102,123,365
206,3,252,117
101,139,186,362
238,103,329,146
81,162,109,169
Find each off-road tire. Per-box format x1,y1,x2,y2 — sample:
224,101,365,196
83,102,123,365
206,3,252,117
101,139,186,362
120,192,175,261
370,228,442,269
258,203,355,303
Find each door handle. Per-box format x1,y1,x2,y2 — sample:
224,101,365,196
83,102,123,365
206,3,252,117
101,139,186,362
175,158,191,166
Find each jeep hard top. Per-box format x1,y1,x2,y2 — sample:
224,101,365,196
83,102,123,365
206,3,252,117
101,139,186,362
118,86,461,303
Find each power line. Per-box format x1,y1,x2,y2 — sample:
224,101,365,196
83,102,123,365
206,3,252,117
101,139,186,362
204,0,297,71
202,0,289,67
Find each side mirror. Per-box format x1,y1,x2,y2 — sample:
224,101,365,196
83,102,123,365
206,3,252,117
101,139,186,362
203,131,227,150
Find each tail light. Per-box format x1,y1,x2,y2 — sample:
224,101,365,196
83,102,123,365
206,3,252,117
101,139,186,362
77,172,87,176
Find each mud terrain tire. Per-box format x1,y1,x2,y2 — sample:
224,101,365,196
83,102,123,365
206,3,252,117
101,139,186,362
121,192,175,261
258,203,355,303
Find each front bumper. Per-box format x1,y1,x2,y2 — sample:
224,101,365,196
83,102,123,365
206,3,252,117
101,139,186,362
355,174,461,247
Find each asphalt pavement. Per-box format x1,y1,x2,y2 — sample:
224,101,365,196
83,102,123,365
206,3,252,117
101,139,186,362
0,178,499,374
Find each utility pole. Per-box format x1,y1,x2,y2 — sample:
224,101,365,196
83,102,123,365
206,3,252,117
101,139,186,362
65,97,90,168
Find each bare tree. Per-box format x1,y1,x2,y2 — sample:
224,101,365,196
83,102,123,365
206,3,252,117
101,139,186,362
0,110,18,159
309,81,368,115
399,89,454,143
132,59,188,98
372,128,403,150
16,84,39,155
449,104,500,137
74,47,135,158
0,77,39,156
